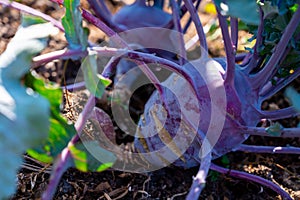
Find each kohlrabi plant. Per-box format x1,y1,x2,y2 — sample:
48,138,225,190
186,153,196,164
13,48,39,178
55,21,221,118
0,0,300,199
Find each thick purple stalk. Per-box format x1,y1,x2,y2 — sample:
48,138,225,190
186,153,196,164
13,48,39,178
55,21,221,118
230,17,238,51
186,151,212,199
243,7,264,74
182,0,208,51
217,8,236,86
252,5,300,90
0,0,64,31
210,164,292,199
170,0,187,65
234,144,300,154
259,107,299,120
42,95,95,200
259,67,300,100
241,126,300,138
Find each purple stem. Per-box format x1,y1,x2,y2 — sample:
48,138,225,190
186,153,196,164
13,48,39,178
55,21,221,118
81,9,128,48
243,7,264,74
241,126,300,138
0,0,64,31
217,8,235,86
182,0,208,51
186,151,212,199
164,0,192,29
210,163,292,200
259,67,300,100
170,0,187,65
42,95,95,200
182,0,201,34
41,147,73,200
62,81,86,91
32,49,87,68
101,56,122,78
252,5,300,90
234,144,300,154
235,53,249,62
230,17,238,52
240,53,252,66
259,107,299,120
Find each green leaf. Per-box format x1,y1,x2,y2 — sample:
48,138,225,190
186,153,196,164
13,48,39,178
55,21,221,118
215,0,260,25
0,21,58,199
62,0,88,52
24,72,62,111
25,73,76,163
69,143,88,171
69,142,116,172
82,52,112,98
285,86,300,112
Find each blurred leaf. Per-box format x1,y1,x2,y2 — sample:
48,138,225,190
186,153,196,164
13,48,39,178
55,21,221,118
82,52,112,98
285,86,300,112
215,0,260,25
62,0,88,52
0,21,57,199
25,73,76,163
21,14,47,27
24,72,62,111
69,143,88,171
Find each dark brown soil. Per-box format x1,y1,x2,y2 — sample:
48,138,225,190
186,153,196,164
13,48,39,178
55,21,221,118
1,1,300,200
